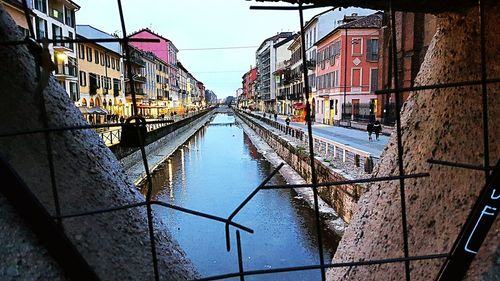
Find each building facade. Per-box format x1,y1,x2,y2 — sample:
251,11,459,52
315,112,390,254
76,25,124,119
315,12,382,125
255,32,293,113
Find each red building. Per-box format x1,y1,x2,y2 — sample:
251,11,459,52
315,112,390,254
376,12,436,125
315,12,382,125
241,67,257,109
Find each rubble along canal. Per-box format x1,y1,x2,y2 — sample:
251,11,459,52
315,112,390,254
140,113,339,280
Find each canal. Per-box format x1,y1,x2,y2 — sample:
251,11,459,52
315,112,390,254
141,113,339,280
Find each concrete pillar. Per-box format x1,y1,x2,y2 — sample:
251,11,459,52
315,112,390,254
0,9,196,280
328,4,499,281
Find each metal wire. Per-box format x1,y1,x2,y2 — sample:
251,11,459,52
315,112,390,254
0,0,496,280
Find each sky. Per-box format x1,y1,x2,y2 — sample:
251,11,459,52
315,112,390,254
76,0,372,98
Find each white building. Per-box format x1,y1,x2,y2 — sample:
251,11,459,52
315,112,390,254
33,0,80,100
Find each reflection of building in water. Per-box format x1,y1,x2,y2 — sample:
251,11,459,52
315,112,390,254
180,148,186,193
168,159,173,199
244,134,260,160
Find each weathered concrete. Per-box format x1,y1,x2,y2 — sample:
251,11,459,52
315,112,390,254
328,4,499,281
236,114,346,236
0,8,196,281
236,110,362,225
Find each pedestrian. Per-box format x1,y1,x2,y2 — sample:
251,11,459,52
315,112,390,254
274,112,277,121
285,116,290,127
367,121,374,141
373,120,382,140
263,112,266,119
119,116,125,124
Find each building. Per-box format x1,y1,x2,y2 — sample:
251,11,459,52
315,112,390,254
76,25,125,119
155,57,170,116
255,32,293,113
376,12,437,125
34,0,80,100
128,28,180,110
1,0,81,99
315,12,382,125
241,67,257,110
273,36,294,115
177,61,188,114
123,45,147,116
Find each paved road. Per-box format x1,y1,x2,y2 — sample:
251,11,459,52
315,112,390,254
254,112,389,157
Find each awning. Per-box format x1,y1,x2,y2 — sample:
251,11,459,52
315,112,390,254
292,103,305,109
82,107,109,115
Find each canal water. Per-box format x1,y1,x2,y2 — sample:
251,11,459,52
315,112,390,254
141,113,339,280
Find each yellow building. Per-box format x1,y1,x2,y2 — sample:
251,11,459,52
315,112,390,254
76,25,125,120
155,58,170,116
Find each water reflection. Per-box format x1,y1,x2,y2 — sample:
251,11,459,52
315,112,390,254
141,114,339,280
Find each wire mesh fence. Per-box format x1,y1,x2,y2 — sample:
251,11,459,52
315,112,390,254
0,0,497,280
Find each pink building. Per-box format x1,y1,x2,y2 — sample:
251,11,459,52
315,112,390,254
129,28,179,97
315,12,382,125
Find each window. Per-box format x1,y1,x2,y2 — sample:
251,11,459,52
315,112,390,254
79,71,87,86
34,0,47,13
100,53,105,66
370,69,379,92
352,38,362,55
352,69,361,87
52,24,62,42
68,31,74,51
86,47,92,62
69,82,79,102
89,73,98,95
94,50,99,64
35,18,47,39
117,60,120,71
106,55,110,67
64,6,75,27
111,58,116,70
367,39,379,61
78,44,85,59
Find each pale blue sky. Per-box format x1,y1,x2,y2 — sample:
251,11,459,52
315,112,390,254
77,0,371,98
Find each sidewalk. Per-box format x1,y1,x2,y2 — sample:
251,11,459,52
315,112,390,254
253,111,389,157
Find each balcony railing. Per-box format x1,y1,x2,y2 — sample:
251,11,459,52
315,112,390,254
126,56,146,68
53,36,73,51
125,74,147,84
54,64,77,78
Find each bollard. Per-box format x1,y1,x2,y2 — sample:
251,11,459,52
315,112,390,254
364,156,374,174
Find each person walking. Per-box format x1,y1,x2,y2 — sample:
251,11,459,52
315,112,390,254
373,120,382,141
274,112,278,121
367,121,374,141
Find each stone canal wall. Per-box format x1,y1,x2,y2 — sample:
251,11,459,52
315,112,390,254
236,110,363,224
120,109,215,185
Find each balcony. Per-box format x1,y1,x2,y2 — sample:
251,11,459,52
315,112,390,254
54,63,77,79
53,36,74,52
126,55,146,68
306,60,316,70
124,74,147,84
125,87,145,96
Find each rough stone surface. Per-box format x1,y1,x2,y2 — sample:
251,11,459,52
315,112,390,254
328,4,499,281
0,8,196,281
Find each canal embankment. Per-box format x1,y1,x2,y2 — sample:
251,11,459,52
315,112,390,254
110,108,215,185
235,113,347,236
235,109,366,226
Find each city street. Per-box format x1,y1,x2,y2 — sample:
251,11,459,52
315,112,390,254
254,112,389,157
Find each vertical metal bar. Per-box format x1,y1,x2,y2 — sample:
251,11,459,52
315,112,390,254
298,2,326,280
389,3,411,280
478,0,490,181
116,1,159,280
236,231,245,281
